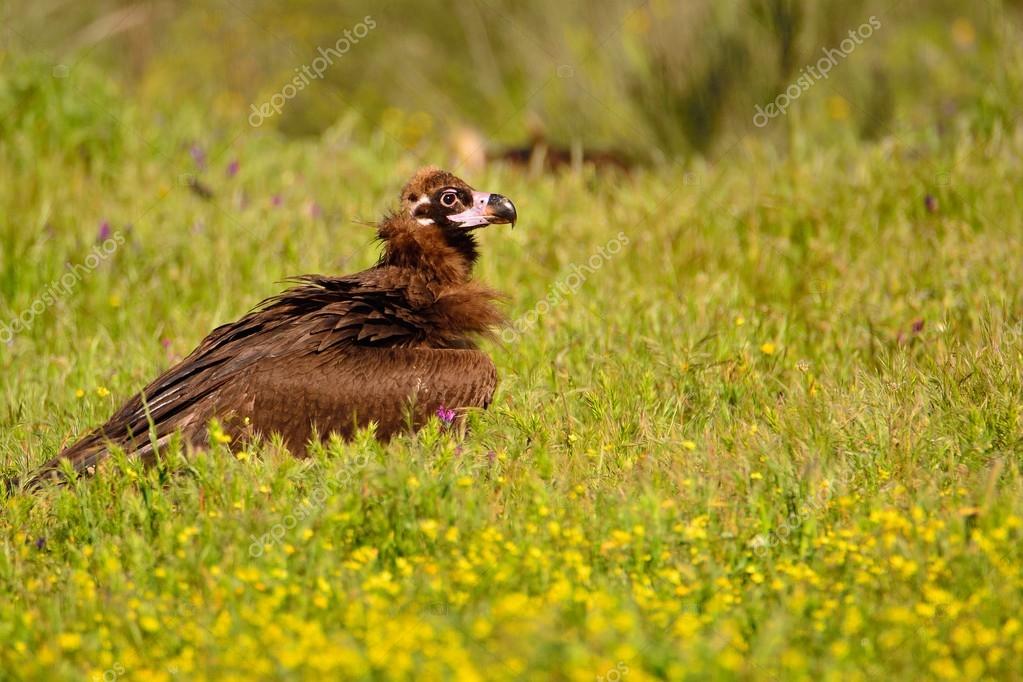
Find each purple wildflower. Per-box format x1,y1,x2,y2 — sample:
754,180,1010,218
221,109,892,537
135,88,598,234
306,200,322,219
271,194,283,207
34,537,46,550
436,406,456,426
97,221,111,241
226,159,240,177
190,145,207,170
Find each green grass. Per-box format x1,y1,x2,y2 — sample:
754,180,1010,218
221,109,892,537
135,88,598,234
3,59,1023,682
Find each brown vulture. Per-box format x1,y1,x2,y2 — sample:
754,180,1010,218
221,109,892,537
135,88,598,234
26,167,517,486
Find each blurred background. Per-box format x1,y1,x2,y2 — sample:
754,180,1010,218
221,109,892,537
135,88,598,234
1,0,1021,172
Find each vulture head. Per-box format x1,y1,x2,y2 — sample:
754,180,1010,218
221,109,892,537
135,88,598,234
401,166,517,232
380,167,517,277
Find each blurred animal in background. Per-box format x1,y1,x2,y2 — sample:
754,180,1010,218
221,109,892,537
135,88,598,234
450,114,633,174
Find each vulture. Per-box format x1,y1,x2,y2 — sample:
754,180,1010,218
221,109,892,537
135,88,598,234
26,167,517,486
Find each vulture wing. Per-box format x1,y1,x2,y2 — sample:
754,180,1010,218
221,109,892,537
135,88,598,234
30,274,497,483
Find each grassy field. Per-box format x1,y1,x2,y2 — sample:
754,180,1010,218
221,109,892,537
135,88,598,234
3,25,1023,682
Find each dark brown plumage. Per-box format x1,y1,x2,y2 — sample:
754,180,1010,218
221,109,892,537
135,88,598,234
27,166,517,486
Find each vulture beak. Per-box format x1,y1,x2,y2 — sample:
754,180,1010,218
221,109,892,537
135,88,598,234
449,191,517,228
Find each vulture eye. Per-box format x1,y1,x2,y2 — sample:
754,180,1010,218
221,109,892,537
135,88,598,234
439,190,458,208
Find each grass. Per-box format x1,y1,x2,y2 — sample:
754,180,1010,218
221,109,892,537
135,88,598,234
3,57,1023,682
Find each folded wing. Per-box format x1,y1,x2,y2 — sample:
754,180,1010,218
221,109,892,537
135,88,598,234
30,274,495,483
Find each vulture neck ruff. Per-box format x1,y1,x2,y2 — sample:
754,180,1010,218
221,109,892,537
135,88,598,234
376,213,478,284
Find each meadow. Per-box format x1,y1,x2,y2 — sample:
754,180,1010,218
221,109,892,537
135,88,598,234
3,2,1023,680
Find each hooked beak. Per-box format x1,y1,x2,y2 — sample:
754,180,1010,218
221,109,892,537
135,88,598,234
448,191,517,228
